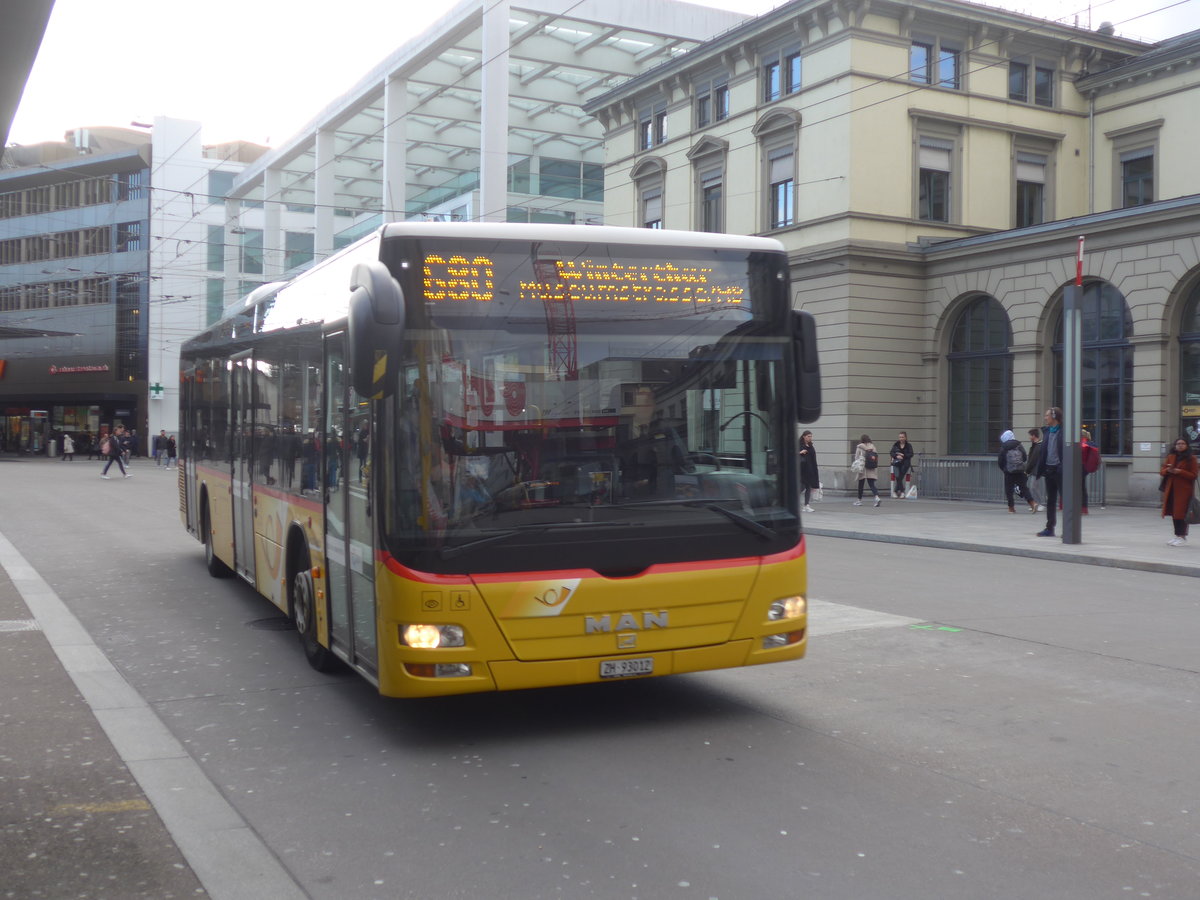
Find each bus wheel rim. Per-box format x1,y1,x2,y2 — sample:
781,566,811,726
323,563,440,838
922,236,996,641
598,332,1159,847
293,571,313,635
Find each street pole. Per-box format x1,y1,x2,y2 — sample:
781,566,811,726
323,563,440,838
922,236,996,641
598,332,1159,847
1061,237,1084,544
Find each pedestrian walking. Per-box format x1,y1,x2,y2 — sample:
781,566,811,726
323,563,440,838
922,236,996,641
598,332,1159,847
166,434,177,468
100,426,132,479
852,434,882,507
799,430,820,513
1024,428,1045,510
1035,408,1063,536
61,433,75,462
1160,436,1198,546
889,431,914,498
997,429,1038,514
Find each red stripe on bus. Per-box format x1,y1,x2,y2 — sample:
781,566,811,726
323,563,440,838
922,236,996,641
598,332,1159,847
192,463,322,513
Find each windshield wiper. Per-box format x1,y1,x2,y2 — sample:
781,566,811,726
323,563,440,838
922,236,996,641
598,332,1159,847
607,499,777,540
439,520,633,559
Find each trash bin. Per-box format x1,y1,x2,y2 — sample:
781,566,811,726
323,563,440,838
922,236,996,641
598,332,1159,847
48,439,58,458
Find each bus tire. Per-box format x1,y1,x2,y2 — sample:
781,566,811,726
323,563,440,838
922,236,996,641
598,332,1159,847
202,499,233,578
290,547,337,672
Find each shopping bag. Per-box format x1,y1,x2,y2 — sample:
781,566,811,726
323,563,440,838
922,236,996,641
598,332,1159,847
812,484,823,502
904,484,917,499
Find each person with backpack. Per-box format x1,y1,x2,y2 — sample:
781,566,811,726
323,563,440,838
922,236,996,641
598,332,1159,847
998,430,1038,514
1081,429,1101,514
100,426,132,479
852,434,882,507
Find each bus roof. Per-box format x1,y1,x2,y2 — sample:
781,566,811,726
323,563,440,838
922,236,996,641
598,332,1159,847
379,221,786,253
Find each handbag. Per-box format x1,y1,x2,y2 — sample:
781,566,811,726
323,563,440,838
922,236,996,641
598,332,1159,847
1188,494,1200,526
850,456,865,474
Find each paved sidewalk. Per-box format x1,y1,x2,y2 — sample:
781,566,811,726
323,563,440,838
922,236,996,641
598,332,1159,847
802,492,1199,578
0,545,208,898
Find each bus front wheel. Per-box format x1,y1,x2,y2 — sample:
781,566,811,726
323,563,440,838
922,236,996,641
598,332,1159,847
291,552,337,672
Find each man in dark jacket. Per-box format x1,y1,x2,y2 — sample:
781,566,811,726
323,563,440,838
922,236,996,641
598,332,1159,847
889,432,915,498
1035,408,1063,536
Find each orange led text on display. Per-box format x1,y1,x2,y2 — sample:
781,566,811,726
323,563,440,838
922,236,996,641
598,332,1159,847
522,260,745,305
421,254,746,305
423,254,496,301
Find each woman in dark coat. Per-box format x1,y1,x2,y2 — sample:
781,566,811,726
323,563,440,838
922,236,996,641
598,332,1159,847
799,430,820,513
1161,436,1198,546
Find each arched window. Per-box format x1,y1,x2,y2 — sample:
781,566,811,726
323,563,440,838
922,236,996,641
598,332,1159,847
1178,280,1200,448
1052,280,1132,455
947,295,1011,453
630,157,666,229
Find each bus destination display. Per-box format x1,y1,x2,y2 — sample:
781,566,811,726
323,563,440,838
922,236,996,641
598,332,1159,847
422,253,747,306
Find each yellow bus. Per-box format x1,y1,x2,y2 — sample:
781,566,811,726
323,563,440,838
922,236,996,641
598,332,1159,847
179,222,820,697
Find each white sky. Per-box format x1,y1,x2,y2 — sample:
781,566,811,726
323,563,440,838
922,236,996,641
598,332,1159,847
9,0,1200,148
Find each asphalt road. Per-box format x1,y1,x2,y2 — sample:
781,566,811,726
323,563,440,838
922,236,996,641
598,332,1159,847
3,458,1199,899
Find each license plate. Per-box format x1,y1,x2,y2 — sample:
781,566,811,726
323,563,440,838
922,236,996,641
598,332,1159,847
600,657,654,679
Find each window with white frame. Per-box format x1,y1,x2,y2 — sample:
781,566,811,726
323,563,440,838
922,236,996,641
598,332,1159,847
1120,148,1154,208
762,45,802,103
698,166,723,233
637,101,668,151
1034,66,1055,106
1014,149,1049,228
1009,58,1055,106
1109,123,1160,210
695,74,730,128
641,185,663,229
767,147,794,229
910,36,961,89
917,134,954,222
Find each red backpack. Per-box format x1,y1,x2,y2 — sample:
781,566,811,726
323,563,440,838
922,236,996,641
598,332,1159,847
1082,443,1100,474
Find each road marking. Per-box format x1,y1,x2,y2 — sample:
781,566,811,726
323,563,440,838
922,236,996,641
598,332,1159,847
50,799,152,815
0,619,40,632
808,599,923,636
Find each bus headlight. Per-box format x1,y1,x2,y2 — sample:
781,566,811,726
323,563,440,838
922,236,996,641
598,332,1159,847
401,623,465,649
767,595,806,621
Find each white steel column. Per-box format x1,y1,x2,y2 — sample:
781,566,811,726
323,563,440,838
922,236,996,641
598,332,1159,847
382,75,408,223
263,166,283,277
314,128,336,257
223,198,240,308
479,0,511,223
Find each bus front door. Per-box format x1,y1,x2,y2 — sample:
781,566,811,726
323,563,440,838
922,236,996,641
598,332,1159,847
231,352,256,581
324,333,378,676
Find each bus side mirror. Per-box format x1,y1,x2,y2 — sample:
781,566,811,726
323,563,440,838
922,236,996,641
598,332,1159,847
348,261,405,399
791,309,821,424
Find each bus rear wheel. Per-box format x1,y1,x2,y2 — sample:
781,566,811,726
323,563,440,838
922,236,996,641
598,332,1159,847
291,552,337,672
202,501,233,578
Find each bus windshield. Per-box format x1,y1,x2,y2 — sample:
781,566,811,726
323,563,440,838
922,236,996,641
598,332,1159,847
380,237,797,575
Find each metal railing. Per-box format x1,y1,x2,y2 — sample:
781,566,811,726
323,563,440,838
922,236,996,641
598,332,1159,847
912,454,1106,506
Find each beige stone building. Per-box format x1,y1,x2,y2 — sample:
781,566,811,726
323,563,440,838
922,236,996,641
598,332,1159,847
584,0,1200,504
